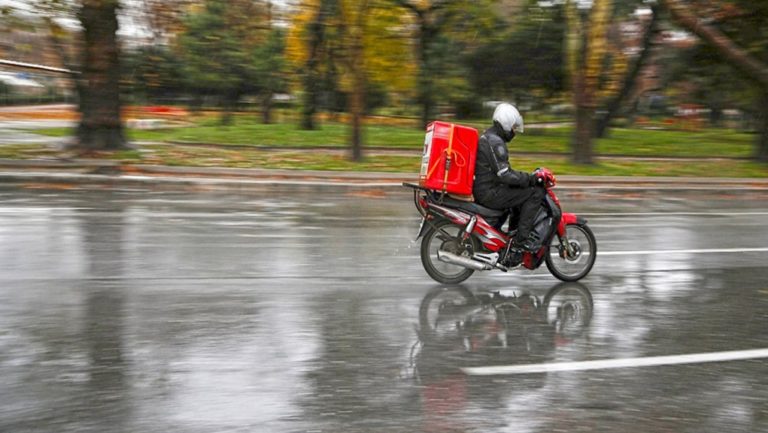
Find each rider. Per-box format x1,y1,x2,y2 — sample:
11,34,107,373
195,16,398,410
473,103,547,254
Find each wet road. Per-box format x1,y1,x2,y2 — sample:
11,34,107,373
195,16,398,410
1,187,767,433
0,120,73,146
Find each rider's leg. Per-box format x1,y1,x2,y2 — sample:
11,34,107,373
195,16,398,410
514,187,546,248
481,186,545,250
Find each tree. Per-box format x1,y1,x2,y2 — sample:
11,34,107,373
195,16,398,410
18,0,126,151
342,0,370,161
288,0,412,159
392,0,497,127
252,29,288,124
178,0,279,125
123,39,189,104
564,0,613,164
291,0,343,130
660,0,768,162
76,0,128,151
467,2,566,105
593,3,660,138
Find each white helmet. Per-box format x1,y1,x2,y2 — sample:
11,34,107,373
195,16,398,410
492,103,524,135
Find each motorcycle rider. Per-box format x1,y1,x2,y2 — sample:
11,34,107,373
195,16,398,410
473,103,547,256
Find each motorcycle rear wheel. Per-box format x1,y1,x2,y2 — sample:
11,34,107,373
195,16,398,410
545,223,597,282
420,219,479,284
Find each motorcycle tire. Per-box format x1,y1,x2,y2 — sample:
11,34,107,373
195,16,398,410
420,219,479,284
417,286,478,341
545,223,597,282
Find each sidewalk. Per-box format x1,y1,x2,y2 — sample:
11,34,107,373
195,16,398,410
2,158,768,196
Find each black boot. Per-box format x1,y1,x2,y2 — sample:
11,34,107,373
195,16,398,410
511,235,537,253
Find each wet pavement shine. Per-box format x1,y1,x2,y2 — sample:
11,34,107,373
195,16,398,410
1,187,767,433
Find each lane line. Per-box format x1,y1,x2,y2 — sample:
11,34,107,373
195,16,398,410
582,211,768,217
599,247,768,256
462,348,768,376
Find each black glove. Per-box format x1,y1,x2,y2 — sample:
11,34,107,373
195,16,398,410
530,172,544,187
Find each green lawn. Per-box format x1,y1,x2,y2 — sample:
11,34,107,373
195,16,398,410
22,116,768,177
4,142,766,178
33,117,757,158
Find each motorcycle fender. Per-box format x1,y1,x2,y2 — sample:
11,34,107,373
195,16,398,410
557,213,587,236
415,216,430,239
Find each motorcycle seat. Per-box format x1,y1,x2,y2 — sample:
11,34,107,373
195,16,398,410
440,196,507,218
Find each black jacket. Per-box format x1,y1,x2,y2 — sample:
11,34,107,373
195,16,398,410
473,125,534,201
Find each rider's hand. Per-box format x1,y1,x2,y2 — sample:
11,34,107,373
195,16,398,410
532,167,555,188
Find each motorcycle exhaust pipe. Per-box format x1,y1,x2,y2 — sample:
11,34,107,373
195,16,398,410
437,250,493,271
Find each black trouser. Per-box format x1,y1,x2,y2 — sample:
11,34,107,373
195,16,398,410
477,186,546,243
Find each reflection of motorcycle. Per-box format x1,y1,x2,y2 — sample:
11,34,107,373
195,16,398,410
410,282,593,382
409,283,593,432
404,171,597,284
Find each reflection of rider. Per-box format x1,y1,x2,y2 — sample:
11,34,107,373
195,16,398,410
473,103,545,252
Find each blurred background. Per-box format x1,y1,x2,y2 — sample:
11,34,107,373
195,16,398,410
0,0,767,172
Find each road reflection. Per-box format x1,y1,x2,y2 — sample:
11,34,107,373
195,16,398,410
410,283,593,432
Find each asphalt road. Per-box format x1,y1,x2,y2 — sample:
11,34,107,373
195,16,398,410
1,187,767,433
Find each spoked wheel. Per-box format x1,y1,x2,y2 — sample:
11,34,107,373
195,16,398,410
545,223,597,282
420,219,479,284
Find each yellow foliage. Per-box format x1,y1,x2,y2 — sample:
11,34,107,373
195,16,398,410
285,0,415,94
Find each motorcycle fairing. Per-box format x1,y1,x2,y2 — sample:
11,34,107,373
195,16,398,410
427,202,509,252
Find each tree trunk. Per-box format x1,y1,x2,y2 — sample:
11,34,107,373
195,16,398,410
219,91,238,126
564,0,612,164
76,0,127,151
348,0,369,162
261,93,273,124
301,68,319,130
573,74,595,164
301,10,325,130
757,91,768,162
350,83,364,162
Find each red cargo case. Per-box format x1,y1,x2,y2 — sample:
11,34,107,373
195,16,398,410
419,121,479,197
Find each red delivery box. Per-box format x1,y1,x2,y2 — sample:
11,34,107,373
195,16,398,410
419,121,479,196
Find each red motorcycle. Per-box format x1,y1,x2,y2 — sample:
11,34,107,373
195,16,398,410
403,169,597,284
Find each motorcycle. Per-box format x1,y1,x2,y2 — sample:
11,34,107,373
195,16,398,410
403,168,597,284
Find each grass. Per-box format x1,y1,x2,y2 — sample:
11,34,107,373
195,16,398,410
32,116,757,157
4,142,767,178
19,115,768,177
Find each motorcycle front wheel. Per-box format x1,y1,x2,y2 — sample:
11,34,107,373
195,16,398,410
420,219,479,284
545,223,597,282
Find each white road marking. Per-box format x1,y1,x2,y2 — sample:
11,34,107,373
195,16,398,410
462,348,768,376
598,248,768,256
582,211,768,217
